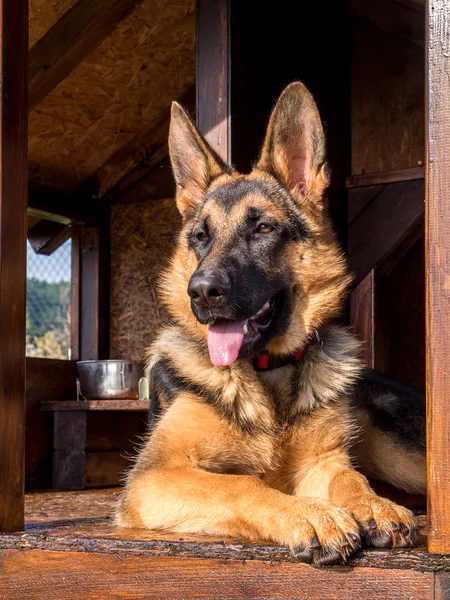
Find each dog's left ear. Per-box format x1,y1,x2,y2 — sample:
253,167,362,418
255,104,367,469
257,82,328,198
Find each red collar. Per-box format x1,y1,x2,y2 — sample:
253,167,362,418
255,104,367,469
250,331,319,371
250,346,306,371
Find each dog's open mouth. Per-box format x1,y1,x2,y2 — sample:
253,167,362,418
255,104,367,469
207,294,279,367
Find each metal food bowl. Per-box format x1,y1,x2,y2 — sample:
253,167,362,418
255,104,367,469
76,360,145,399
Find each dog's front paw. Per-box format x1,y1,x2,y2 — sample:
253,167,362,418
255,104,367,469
347,494,417,548
277,498,361,565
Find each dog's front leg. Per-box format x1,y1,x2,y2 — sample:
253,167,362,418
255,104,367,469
117,467,361,564
328,468,417,548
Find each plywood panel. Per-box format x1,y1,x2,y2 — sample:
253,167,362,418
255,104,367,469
28,0,195,192
29,0,78,48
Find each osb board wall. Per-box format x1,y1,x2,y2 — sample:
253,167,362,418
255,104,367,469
28,0,195,192
110,196,181,361
29,0,78,47
351,18,424,174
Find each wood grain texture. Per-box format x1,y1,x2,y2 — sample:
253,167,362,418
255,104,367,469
0,0,28,532
351,17,424,174
41,400,149,411
351,0,424,46
85,451,130,487
84,86,194,202
196,0,229,162
79,224,110,360
350,270,376,369
27,219,71,255
28,0,143,111
426,0,450,554
0,489,438,573
346,166,424,189
0,550,434,600
28,1,195,193
25,359,77,490
70,227,80,361
348,179,424,286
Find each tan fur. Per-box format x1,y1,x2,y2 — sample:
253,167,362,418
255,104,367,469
116,82,417,564
352,415,426,495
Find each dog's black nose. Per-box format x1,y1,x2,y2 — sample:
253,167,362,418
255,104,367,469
188,269,230,307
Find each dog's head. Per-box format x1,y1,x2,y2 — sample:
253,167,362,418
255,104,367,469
162,82,351,366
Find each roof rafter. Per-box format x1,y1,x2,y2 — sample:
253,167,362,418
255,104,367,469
29,0,143,112
78,86,195,203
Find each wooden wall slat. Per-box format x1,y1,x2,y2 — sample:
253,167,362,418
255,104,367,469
426,0,450,553
0,0,28,532
350,270,376,368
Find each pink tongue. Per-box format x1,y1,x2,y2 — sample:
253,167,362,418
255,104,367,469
207,320,247,366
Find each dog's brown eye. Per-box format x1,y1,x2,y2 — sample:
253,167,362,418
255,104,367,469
196,231,208,242
256,223,274,234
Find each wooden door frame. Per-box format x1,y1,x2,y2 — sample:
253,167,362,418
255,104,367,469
425,0,450,554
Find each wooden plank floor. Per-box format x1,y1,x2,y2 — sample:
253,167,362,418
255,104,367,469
0,489,446,600
0,488,443,570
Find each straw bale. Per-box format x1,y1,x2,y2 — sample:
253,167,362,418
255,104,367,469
110,194,181,360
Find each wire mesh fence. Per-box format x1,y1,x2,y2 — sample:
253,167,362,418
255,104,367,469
26,236,72,359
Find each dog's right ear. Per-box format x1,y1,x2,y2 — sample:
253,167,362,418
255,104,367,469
169,103,230,219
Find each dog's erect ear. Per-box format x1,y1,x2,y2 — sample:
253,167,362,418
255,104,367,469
257,82,328,198
169,102,230,219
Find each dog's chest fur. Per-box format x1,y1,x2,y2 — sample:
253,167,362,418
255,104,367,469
143,324,362,485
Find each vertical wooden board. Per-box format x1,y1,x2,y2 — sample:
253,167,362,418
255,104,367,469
79,220,110,360
70,228,80,361
351,16,424,174
196,0,229,161
426,0,450,553
0,0,28,532
350,270,376,368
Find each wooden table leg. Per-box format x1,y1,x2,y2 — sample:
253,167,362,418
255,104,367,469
52,411,86,490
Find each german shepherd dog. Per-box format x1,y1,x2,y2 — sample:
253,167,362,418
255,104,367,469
116,83,426,565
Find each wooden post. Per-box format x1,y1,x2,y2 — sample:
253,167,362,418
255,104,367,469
79,223,110,361
196,0,229,162
0,0,28,532
350,270,376,369
426,0,450,553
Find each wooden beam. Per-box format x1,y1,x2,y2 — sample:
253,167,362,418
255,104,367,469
28,184,84,225
27,220,71,255
426,0,450,554
348,179,424,286
80,86,194,203
196,0,230,162
28,0,142,112
0,0,28,532
346,166,424,189
350,270,376,369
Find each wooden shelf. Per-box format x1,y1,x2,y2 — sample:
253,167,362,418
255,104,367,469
41,400,149,412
